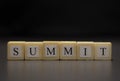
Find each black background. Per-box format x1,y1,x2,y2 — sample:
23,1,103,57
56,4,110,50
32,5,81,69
0,0,120,38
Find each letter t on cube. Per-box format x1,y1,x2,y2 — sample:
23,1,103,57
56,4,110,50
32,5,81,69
95,42,112,60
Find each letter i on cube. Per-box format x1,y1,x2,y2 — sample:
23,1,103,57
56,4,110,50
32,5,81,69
77,42,94,60
7,41,25,60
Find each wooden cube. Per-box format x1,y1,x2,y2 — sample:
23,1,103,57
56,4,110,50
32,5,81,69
43,41,59,60
60,41,76,60
7,41,25,60
95,42,112,60
25,42,43,60
77,42,94,60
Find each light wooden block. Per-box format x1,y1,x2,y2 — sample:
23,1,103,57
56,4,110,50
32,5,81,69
7,41,25,60
43,41,59,60
60,41,76,60
25,42,43,60
95,42,112,60
77,42,94,60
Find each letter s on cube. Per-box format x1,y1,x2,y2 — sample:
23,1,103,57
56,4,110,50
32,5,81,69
7,41,25,60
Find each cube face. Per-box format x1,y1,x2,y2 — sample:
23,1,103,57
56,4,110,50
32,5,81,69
77,42,94,60
25,42,43,60
43,41,59,60
7,41,25,60
60,42,76,60
95,42,112,60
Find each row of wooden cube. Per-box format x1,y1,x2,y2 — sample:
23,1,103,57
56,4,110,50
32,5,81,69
7,41,112,60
